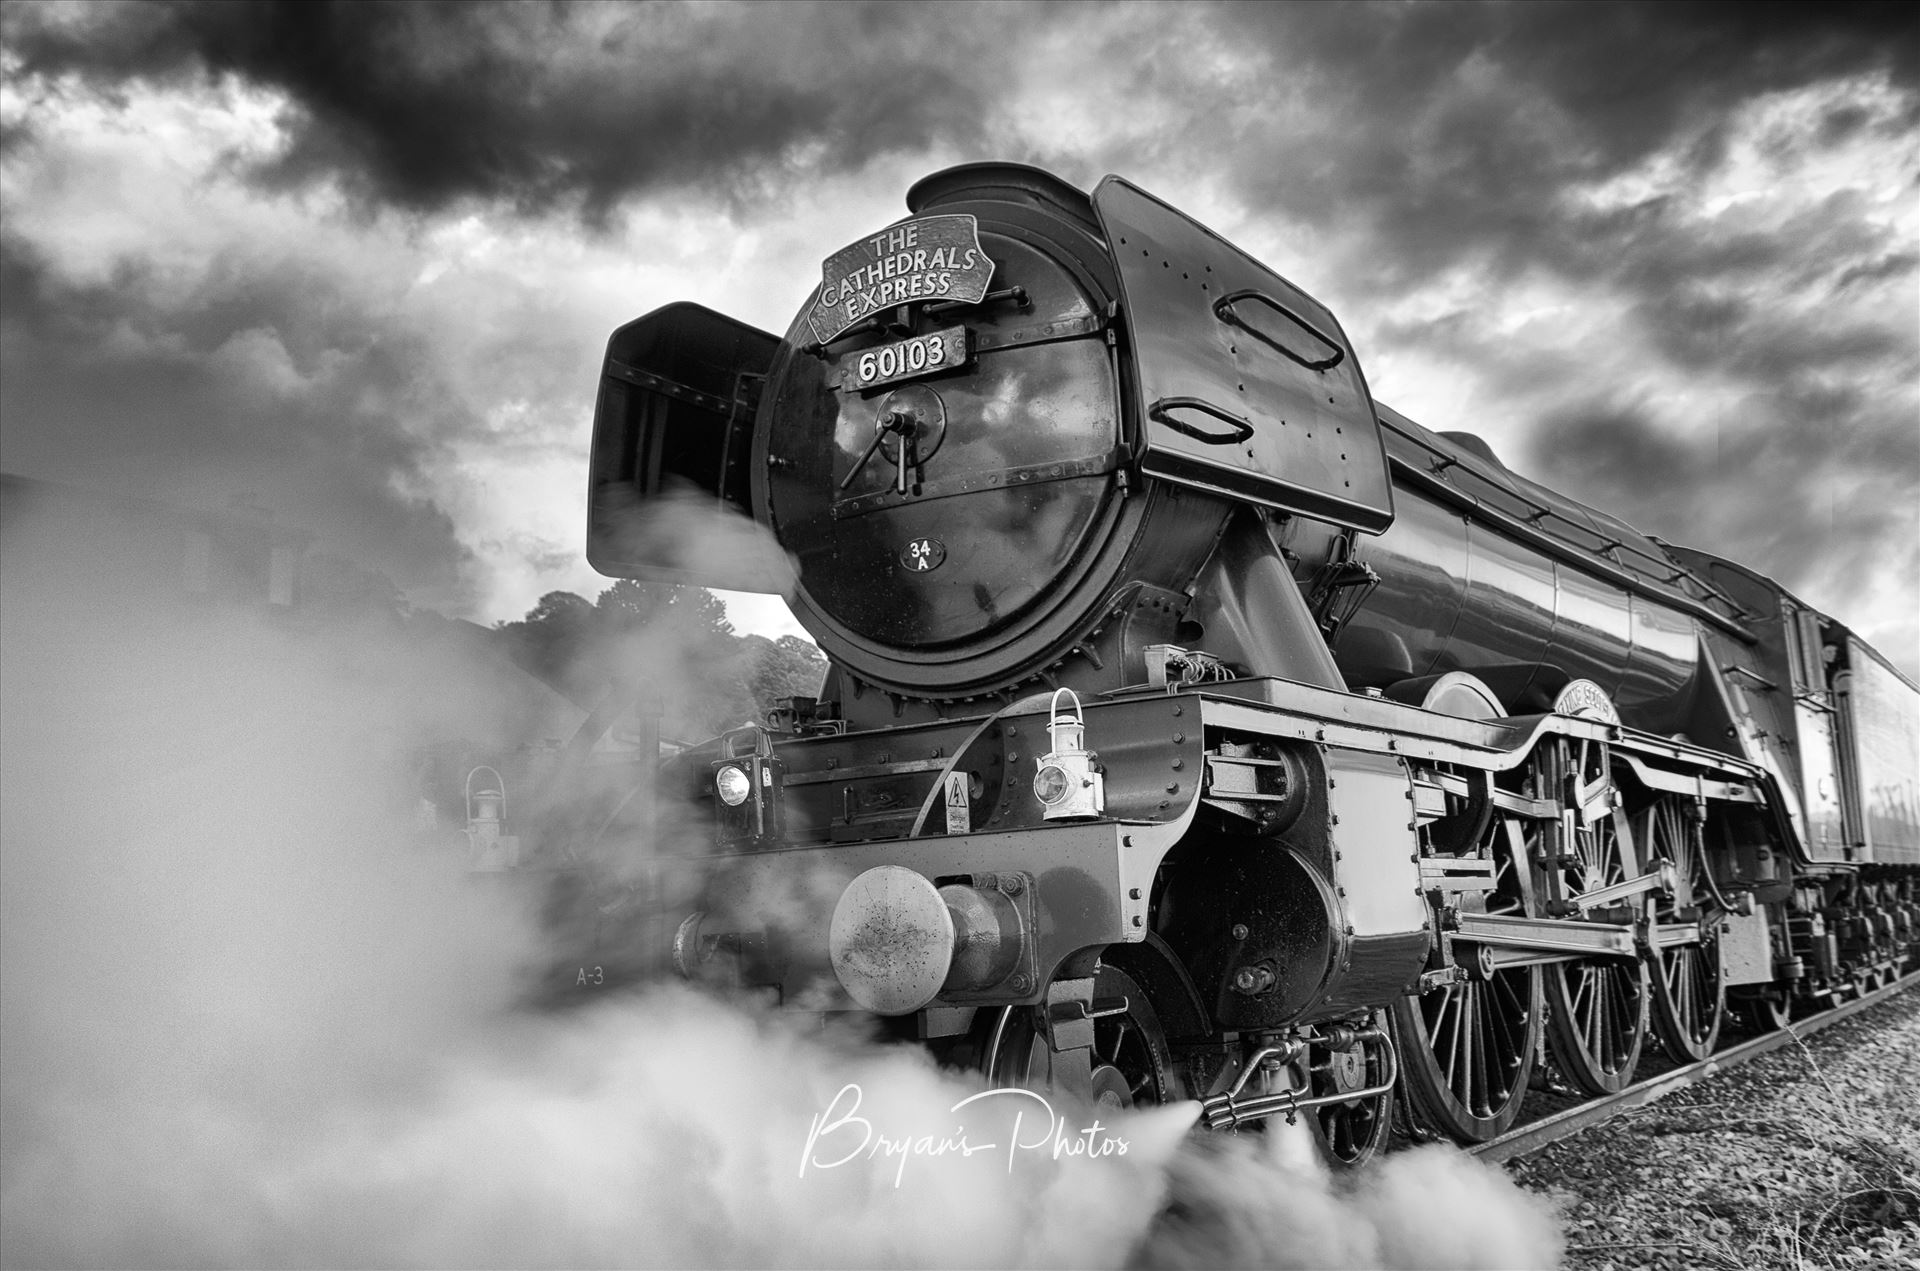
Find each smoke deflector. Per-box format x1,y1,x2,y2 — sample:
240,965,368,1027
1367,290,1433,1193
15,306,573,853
1093,176,1396,535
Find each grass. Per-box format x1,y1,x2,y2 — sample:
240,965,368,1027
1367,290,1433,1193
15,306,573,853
1519,999,1920,1270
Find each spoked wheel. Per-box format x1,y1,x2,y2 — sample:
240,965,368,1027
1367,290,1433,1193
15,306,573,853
1640,796,1725,1061
1392,813,1543,1143
982,965,1178,1108
1088,966,1178,1109
1306,1010,1393,1168
1536,736,1649,1095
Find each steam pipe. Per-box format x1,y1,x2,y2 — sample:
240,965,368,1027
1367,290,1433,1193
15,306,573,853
984,1006,1015,1086
1693,809,1740,919
1201,1028,1400,1131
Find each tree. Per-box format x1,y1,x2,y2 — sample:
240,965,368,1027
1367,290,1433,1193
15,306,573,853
743,634,828,718
495,590,600,703
495,582,825,740
595,578,733,641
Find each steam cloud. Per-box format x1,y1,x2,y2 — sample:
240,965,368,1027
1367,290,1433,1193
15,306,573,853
0,503,1559,1269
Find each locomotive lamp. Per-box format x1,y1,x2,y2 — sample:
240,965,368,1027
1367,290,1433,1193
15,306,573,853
1034,688,1104,821
712,725,784,849
464,766,520,872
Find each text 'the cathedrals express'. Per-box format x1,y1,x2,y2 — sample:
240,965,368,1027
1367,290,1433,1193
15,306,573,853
809,215,995,344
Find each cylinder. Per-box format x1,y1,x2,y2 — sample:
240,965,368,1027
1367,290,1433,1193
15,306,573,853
939,883,1023,992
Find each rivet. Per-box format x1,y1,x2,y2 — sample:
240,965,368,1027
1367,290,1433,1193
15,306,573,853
1231,924,1249,940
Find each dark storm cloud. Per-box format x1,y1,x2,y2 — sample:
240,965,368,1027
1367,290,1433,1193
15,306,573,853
1535,393,1918,616
6,1,1910,242
1206,1,1917,288
1,0,1031,219
0,232,471,605
1833,251,1920,294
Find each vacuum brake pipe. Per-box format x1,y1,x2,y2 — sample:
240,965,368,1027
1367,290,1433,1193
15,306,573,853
1200,1027,1400,1130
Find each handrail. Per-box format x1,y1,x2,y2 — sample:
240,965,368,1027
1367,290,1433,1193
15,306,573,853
1377,415,1757,639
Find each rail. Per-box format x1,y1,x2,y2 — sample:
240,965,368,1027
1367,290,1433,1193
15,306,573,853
1467,971,1920,1162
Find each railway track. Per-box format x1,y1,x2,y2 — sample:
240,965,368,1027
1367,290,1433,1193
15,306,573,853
1466,971,1920,1163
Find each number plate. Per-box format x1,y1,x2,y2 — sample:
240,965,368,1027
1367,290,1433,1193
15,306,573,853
842,327,969,392
900,537,945,572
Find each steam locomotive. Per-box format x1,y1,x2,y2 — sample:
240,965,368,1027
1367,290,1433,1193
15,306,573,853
583,164,1920,1161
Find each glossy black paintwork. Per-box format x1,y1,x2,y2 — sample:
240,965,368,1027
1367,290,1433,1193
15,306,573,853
1093,177,1395,532
1324,408,1703,735
750,169,1236,708
768,250,1118,647
1668,542,1920,865
584,303,779,590
1837,640,1920,863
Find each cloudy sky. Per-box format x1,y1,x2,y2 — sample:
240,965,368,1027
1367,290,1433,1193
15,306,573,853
2,1,1915,673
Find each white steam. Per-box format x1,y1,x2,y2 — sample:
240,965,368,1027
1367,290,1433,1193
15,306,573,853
0,500,1560,1270
1132,1129,1564,1270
